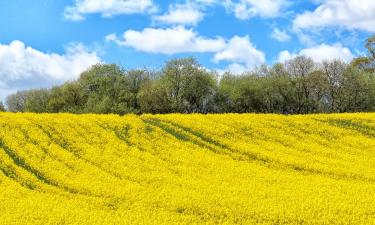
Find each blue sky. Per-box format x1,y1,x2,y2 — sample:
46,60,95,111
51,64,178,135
0,0,374,100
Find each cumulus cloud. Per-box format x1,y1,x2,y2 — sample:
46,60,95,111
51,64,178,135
277,43,354,63
107,27,265,73
106,26,226,54
152,3,204,26
223,0,289,19
293,0,375,32
214,36,266,72
64,0,156,21
271,28,291,42
0,41,101,100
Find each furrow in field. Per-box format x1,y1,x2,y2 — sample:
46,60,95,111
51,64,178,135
35,122,127,181
0,137,87,195
0,149,38,190
152,116,375,183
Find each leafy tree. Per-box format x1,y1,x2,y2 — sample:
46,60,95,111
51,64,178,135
6,91,29,112
4,35,375,115
78,64,133,114
217,73,266,113
138,80,171,114
162,58,198,112
306,70,329,113
125,69,151,110
48,82,86,113
24,89,50,113
352,35,375,72
340,66,374,112
215,73,238,113
0,101,5,112
267,63,299,113
161,57,217,113
321,60,347,112
182,68,217,113
285,56,316,113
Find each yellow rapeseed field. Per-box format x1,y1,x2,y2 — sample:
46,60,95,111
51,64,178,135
1,113,375,225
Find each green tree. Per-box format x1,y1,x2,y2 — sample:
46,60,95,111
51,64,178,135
285,56,316,113
125,69,151,110
321,60,347,112
182,69,217,113
217,73,266,113
162,57,217,113
266,63,299,113
306,70,329,113
340,66,374,112
78,64,134,114
48,82,86,113
216,73,239,113
0,101,5,112
162,58,197,112
352,35,375,72
24,89,51,113
138,80,171,114
6,91,29,112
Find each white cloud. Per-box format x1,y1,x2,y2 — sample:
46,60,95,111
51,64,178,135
224,0,289,19
214,36,266,72
106,26,226,54
271,28,291,42
293,0,375,32
225,63,249,74
277,43,354,63
0,41,101,100
277,50,295,63
64,0,156,21
152,3,204,26
107,27,265,73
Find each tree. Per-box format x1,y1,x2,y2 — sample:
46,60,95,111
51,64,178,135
341,66,373,112
3,38,375,116
138,80,171,114
182,69,217,113
366,35,375,60
306,70,329,112
78,64,135,114
125,69,151,110
267,63,299,113
0,101,5,112
162,58,198,112
285,56,316,113
217,73,266,113
48,82,86,113
6,91,29,112
24,89,51,113
321,60,347,112
161,57,217,113
352,35,375,72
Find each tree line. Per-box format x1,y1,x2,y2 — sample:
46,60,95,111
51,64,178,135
1,36,375,115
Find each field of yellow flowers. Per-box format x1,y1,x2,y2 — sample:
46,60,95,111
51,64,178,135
1,113,375,224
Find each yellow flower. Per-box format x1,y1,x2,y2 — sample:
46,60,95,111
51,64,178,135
0,112,375,224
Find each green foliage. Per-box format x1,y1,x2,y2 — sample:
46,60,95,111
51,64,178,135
4,35,375,115
79,64,128,114
137,81,171,114
352,35,375,72
6,91,29,112
161,58,217,113
24,89,51,113
0,101,5,112
48,82,86,113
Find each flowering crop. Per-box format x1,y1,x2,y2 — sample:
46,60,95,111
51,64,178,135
1,113,375,224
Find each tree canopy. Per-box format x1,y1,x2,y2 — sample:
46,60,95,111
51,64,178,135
4,36,375,115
